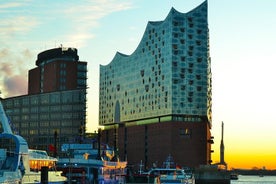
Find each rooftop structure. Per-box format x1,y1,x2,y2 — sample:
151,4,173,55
29,47,87,94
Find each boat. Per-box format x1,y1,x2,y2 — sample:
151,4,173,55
28,149,58,171
56,143,127,184
147,168,195,184
128,155,195,184
22,149,67,183
149,155,194,184
0,100,67,183
230,172,238,180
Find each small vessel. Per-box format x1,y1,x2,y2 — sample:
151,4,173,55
57,143,127,183
230,172,238,180
129,155,195,184
147,168,195,184
22,149,67,183
149,155,194,184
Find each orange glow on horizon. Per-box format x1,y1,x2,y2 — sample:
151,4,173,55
212,151,276,170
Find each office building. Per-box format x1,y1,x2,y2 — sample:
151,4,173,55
1,47,87,154
28,47,87,94
99,1,212,168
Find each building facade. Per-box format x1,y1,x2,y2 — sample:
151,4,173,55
99,1,213,169
1,47,87,155
28,47,87,94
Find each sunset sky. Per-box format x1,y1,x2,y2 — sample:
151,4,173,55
1,0,276,169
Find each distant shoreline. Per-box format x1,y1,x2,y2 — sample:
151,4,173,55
232,169,276,176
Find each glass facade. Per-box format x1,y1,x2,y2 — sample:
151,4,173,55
1,89,86,151
99,1,211,126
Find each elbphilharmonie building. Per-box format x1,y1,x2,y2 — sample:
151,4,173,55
99,1,212,168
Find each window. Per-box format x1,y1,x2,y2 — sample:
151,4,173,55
180,128,191,138
196,40,201,46
173,79,178,84
172,44,178,50
197,29,202,34
145,85,149,92
197,58,202,63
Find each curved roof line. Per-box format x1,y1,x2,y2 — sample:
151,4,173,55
148,20,163,26
100,52,129,67
106,0,207,66
186,0,207,15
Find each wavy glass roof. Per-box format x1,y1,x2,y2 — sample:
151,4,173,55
99,1,211,126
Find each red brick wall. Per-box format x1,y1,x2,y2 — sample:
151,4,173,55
102,120,212,170
28,67,40,94
28,61,79,94
66,62,78,89
43,62,58,92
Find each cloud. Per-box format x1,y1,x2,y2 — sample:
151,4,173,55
3,76,28,97
0,16,38,41
0,2,24,9
0,63,13,76
0,48,32,98
0,0,134,49
59,0,134,47
0,0,134,97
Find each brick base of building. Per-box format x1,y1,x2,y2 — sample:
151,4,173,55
101,120,212,171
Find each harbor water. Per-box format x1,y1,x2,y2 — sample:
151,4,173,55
231,175,276,184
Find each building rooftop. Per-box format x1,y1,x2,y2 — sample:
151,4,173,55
36,47,79,66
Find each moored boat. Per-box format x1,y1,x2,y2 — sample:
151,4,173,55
230,172,238,180
56,143,127,183
147,168,195,184
128,155,195,184
22,149,67,183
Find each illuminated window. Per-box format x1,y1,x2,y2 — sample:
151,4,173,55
180,128,191,138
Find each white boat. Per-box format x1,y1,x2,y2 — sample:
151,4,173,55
0,100,67,183
131,155,195,184
21,149,67,184
147,168,195,184
57,143,127,183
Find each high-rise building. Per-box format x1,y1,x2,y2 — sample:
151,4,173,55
99,1,212,168
28,47,87,94
1,47,87,155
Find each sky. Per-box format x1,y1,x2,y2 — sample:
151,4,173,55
1,0,276,170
